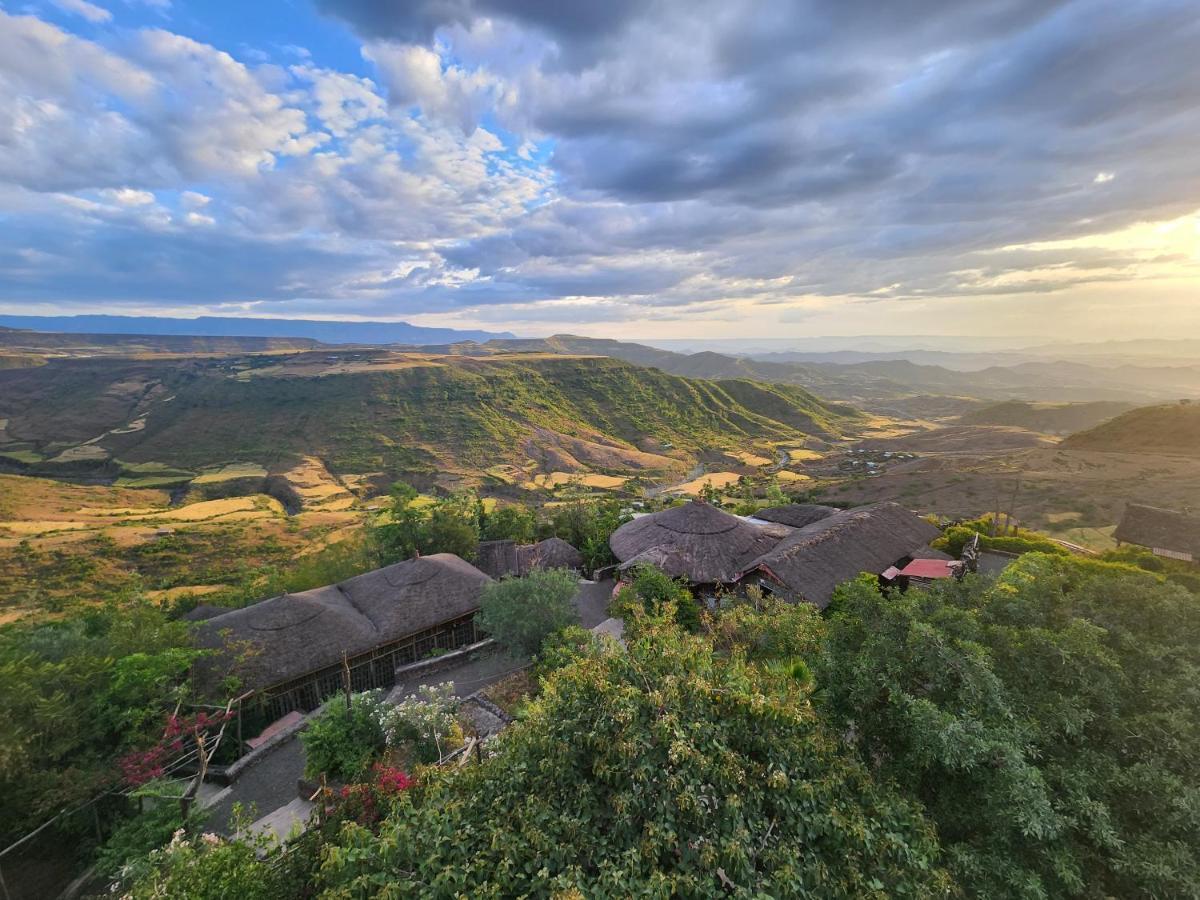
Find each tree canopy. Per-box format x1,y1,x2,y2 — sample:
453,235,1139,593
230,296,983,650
317,615,951,898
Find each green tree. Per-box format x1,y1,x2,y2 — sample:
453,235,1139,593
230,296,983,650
816,556,1200,898
317,615,951,897
421,506,479,560
372,481,424,561
480,503,536,543
0,601,196,844
476,567,580,657
548,499,631,574
612,564,703,632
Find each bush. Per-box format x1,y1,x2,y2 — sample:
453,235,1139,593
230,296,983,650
535,625,602,680
933,524,1069,558
477,568,580,657
123,821,286,900
379,683,461,764
301,691,386,782
611,564,702,632
96,787,206,886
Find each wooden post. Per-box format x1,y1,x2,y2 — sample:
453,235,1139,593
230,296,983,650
342,652,352,711
236,696,244,758
92,802,103,843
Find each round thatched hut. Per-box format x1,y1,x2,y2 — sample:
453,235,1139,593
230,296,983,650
608,501,787,587
519,536,585,574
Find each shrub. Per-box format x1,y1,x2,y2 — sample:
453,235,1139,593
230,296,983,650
123,821,286,900
535,625,602,680
378,683,461,764
477,567,580,657
933,524,1069,558
611,564,702,632
301,691,386,782
96,786,207,886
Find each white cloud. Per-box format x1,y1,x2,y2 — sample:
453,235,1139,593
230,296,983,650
100,187,155,205
291,65,385,136
50,0,113,24
365,41,513,134
1094,171,1116,184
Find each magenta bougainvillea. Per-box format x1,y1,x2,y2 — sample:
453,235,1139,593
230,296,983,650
117,709,236,787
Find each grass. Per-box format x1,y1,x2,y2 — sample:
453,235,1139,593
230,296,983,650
0,450,45,464
191,463,268,484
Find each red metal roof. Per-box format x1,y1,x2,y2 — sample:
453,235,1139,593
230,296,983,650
898,558,958,579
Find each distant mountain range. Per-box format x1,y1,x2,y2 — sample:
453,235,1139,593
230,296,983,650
0,315,515,345
474,335,1200,409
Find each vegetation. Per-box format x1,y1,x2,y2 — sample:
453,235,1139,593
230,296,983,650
301,692,387,782
933,517,1071,558
316,614,950,898
544,498,632,573
611,563,703,632
380,683,462,765
817,557,1200,897
122,815,294,900
0,601,197,844
476,567,580,657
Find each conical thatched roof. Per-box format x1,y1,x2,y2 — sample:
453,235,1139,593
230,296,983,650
740,503,942,609
609,501,785,584
751,504,839,529
518,537,584,573
476,539,521,579
194,553,491,692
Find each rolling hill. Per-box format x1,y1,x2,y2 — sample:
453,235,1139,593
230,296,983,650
0,350,860,489
1060,403,1200,457
955,400,1136,434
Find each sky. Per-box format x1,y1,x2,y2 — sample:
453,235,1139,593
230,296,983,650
0,0,1198,340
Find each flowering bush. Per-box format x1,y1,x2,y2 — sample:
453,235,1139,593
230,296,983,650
117,709,235,787
329,764,416,827
378,683,460,764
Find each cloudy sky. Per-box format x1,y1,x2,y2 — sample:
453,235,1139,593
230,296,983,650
1,0,1198,339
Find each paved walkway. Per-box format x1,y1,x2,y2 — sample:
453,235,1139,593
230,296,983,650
207,735,306,835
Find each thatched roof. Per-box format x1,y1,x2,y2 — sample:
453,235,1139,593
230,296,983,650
476,540,521,579
339,554,491,637
1115,503,1200,558
518,537,584,573
194,554,491,692
750,504,839,529
741,503,942,609
609,501,786,584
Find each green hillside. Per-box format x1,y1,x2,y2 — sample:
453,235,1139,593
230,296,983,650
956,400,1135,434
0,352,861,483
1061,402,1200,456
